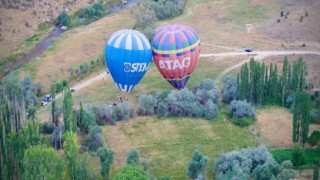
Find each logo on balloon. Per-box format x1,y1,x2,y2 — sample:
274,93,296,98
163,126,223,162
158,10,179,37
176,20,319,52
123,62,150,73
159,57,191,70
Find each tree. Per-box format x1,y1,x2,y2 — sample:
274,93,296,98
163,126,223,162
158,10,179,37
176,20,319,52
27,106,36,122
22,145,64,180
291,144,305,167
85,125,105,151
63,90,77,132
222,75,237,104
229,100,255,119
127,148,140,167
187,150,209,179
63,131,79,180
57,11,71,27
77,153,95,180
293,92,311,147
137,94,156,115
251,160,296,180
114,165,148,180
308,130,320,147
51,84,57,126
97,145,114,179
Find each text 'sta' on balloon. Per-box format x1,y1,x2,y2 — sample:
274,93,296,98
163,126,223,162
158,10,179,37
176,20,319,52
105,29,152,93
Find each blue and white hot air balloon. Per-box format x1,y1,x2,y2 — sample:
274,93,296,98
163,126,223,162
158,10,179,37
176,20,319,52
105,30,152,92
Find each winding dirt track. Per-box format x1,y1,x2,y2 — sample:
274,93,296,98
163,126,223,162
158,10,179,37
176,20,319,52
55,48,320,99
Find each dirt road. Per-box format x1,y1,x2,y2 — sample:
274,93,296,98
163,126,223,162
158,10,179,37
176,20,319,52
54,49,320,99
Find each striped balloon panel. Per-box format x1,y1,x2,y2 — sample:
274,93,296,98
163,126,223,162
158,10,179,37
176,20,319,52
105,30,152,92
151,24,201,90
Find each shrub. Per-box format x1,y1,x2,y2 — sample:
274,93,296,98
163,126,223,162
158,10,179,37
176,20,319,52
214,146,272,179
114,101,135,121
51,127,64,149
203,100,219,120
137,94,156,115
310,109,320,124
56,11,71,27
229,100,255,119
114,165,148,180
98,105,113,123
42,122,54,134
222,76,237,104
192,79,220,105
251,160,296,180
308,131,320,147
229,117,254,127
85,125,105,151
126,148,140,167
291,144,305,167
187,150,209,179
79,109,97,132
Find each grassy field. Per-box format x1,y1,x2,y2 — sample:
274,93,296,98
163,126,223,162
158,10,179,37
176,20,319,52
103,114,257,179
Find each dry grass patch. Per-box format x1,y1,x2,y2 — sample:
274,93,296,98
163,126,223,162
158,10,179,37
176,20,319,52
257,107,320,148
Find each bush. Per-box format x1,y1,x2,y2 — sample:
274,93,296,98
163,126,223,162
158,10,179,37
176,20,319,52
126,149,140,167
42,122,54,134
203,100,219,120
291,144,305,167
85,125,105,151
98,105,113,123
57,11,71,27
229,117,254,127
187,150,209,179
51,127,64,149
229,100,255,119
251,160,296,180
79,109,97,132
222,76,237,104
308,131,320,147
137,94,156,115
114,165,148,180
214,146,272,179
310,109,320,124
113,101,135,121
192,79,220,105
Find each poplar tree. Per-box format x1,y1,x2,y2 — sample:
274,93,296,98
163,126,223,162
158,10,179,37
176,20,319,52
293,92,311,147
63,131,79,180
63,90,77,132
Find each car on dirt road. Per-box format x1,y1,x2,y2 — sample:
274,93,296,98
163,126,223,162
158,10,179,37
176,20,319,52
41,95,52,106
244,48,253,52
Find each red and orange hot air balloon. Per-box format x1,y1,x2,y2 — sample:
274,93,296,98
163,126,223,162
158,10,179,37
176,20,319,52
151,24,201,90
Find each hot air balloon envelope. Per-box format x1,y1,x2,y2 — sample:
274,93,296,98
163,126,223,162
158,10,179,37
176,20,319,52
151,24,201,90
105,29,152,92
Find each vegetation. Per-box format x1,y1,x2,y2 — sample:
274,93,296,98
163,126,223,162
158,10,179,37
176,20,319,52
308,130,320,147
22,145,64,180
214,146,296,180
97,145,114,179
292,92,311,147
272,148,320,166
56,11,71,27
114,165,148,180
291,144,305,167
237,57,307,106
63,131,79,180
187,150,209,179
127,149,141,167
222,75,237,104
63,90,77,132
228,100,255,126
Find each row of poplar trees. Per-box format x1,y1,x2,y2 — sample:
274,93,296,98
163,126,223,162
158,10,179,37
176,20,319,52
237,56,311,147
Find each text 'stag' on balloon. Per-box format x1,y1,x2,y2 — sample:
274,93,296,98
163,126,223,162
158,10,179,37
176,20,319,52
105,29,152,93
151,24,201,90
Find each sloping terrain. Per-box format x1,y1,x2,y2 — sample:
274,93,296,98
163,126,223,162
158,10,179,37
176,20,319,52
0,0,90,58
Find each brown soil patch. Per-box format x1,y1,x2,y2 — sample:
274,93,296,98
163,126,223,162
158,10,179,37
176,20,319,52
258,0,320,43
257,107,320,148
